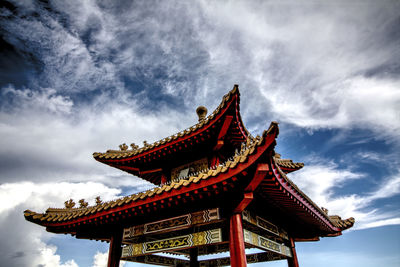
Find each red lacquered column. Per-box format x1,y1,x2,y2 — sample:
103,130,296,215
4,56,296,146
287,237,300,267
107,228,123,267
229,213,247,267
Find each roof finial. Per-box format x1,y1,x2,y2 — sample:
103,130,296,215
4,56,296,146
119,143,128,151
79,199,88,208
64,199,75,209
196,106,208,122
95,196,102,205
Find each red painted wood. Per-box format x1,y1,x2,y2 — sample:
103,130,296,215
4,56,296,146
217,115,233,140
244,163,269,192
210,156,220,167
229,213,247,267
140,168,162,175
117,166,139,172
107,228,122,267
213,140,224,151
233,192,253,213
213,115,234,151
287,237,300,267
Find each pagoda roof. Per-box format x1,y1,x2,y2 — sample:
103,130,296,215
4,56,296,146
93,85,248,173
24,122,354,239
92,85,250,184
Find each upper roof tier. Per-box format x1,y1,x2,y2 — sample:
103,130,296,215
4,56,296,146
93,85,250,184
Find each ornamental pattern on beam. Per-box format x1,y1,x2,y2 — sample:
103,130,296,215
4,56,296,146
242,210,289,240
122,229,223,257
123,208,220,240
243,229,292,257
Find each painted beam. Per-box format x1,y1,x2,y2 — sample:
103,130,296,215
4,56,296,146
243,229,292,258
123,208,220,241
121,229,223,257
242,210,289,240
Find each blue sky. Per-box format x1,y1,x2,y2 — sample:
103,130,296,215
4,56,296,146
0,0,399,266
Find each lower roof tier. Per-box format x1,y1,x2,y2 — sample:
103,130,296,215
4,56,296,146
24,122,354,241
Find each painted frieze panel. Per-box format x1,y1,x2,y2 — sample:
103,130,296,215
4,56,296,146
123,208,220,241
243,229,292,257
242,210,289,240
122,228,223,257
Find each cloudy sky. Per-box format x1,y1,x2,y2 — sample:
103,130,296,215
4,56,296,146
1,0,399,266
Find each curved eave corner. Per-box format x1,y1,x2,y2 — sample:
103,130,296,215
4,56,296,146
92,84,248,163
271,157,355,235
274,153,304,173
23,122,280,230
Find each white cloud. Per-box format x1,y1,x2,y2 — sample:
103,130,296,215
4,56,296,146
264,76,400,138
2,85,73,114
34,244,78,267
92,251,108,267
0,86,191,186
92,251,126,267
0,181,122,266
289,157,400,229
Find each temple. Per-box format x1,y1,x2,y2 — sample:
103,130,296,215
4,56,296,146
24,85,354,267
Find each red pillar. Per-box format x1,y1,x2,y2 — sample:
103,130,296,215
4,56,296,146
107,228,123,267
287,237,300,267
229,213,247,267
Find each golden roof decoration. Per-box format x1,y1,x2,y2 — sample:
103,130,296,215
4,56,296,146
119,143,128,151
79,199,88,208
64,199,75,209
